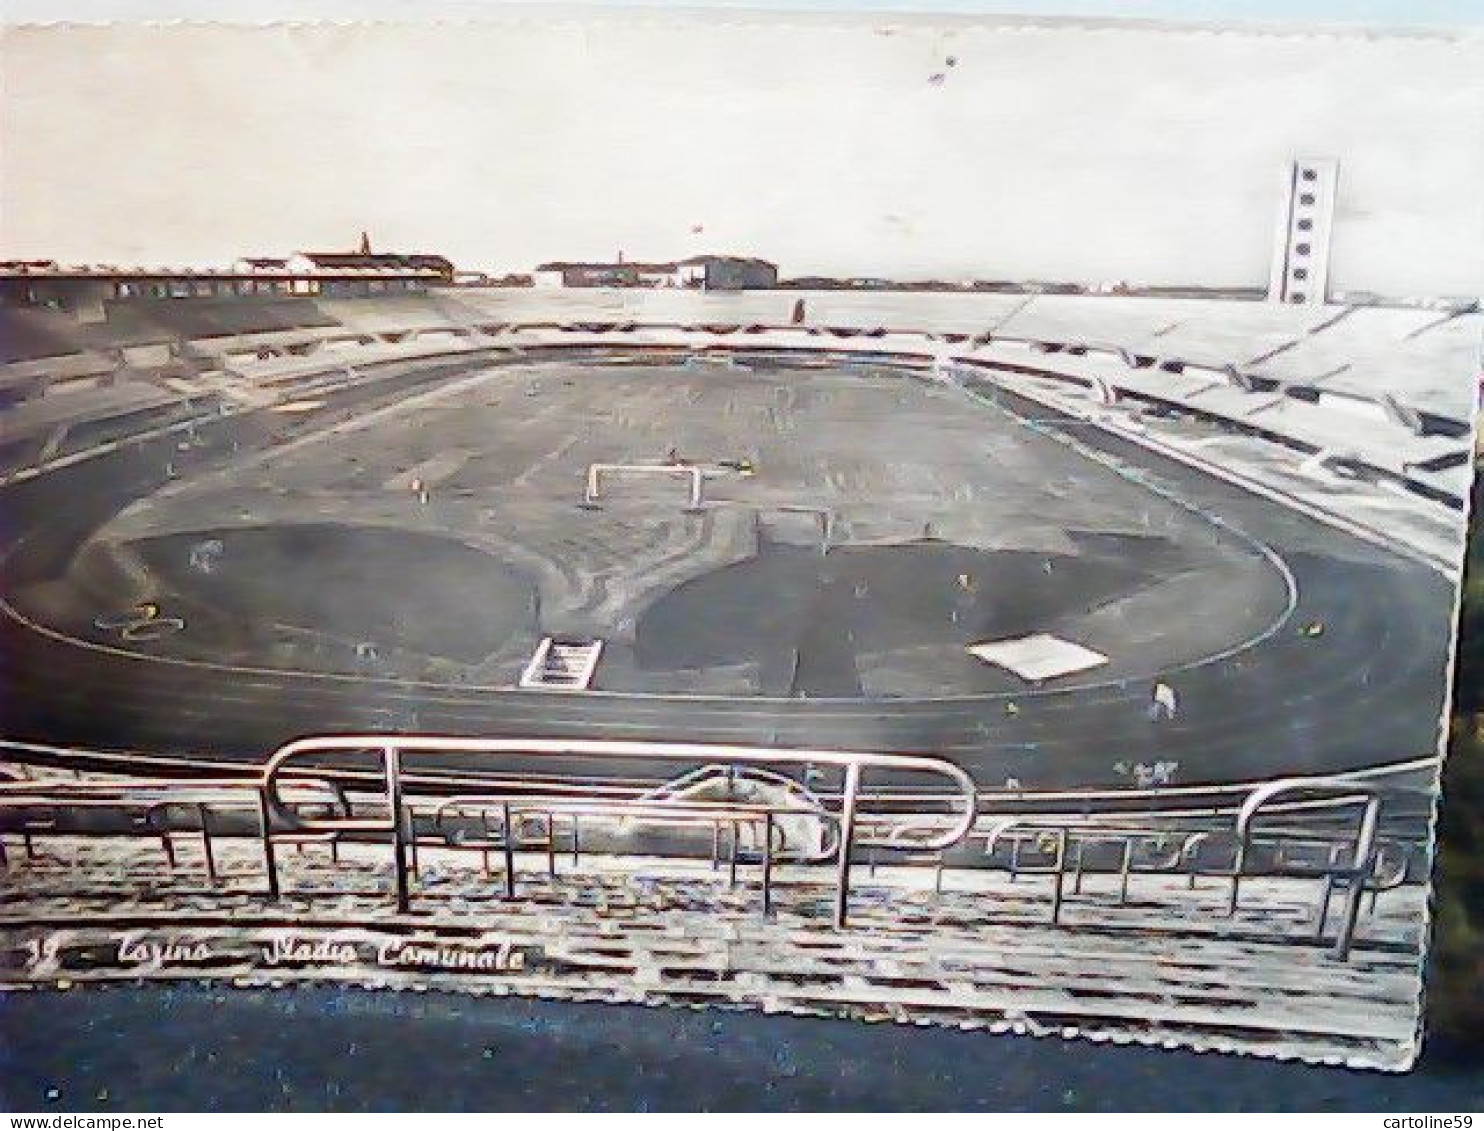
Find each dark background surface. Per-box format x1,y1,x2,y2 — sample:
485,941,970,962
0,984,1480,1112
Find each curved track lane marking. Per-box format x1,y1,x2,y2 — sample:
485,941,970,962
0,358,1300,707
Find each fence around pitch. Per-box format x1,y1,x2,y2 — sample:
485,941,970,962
259,735,979,927
0,747,1426,955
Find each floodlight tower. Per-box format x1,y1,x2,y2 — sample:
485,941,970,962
1267,158,1339,306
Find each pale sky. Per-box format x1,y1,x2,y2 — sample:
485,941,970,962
3,13,1482,294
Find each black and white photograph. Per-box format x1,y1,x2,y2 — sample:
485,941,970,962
1,3,1481,1109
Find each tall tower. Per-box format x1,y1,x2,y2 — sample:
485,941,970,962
358,230,372,255
1267,158,1338,306
1270,156,1341,304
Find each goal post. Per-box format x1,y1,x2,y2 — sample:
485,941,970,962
756,504,834,555
583,463,705,510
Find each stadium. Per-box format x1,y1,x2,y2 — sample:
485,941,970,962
0,271,1477,1070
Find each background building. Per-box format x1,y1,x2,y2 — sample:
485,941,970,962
531,261,647,288
532,255,778,290
1,258,449,318
673,256,779,290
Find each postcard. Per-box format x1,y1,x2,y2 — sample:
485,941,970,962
2,10,1481,1076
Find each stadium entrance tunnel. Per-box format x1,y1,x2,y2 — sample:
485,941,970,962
630,532,1281,698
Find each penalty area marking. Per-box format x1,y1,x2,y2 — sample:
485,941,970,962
143,362,514,507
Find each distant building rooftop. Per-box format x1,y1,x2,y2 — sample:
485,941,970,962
297,251,453,274
678,254,777,268
534,261,650,272
0,262,446,280
536,255,776,272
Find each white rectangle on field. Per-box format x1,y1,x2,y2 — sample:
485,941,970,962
967,634,1109,682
